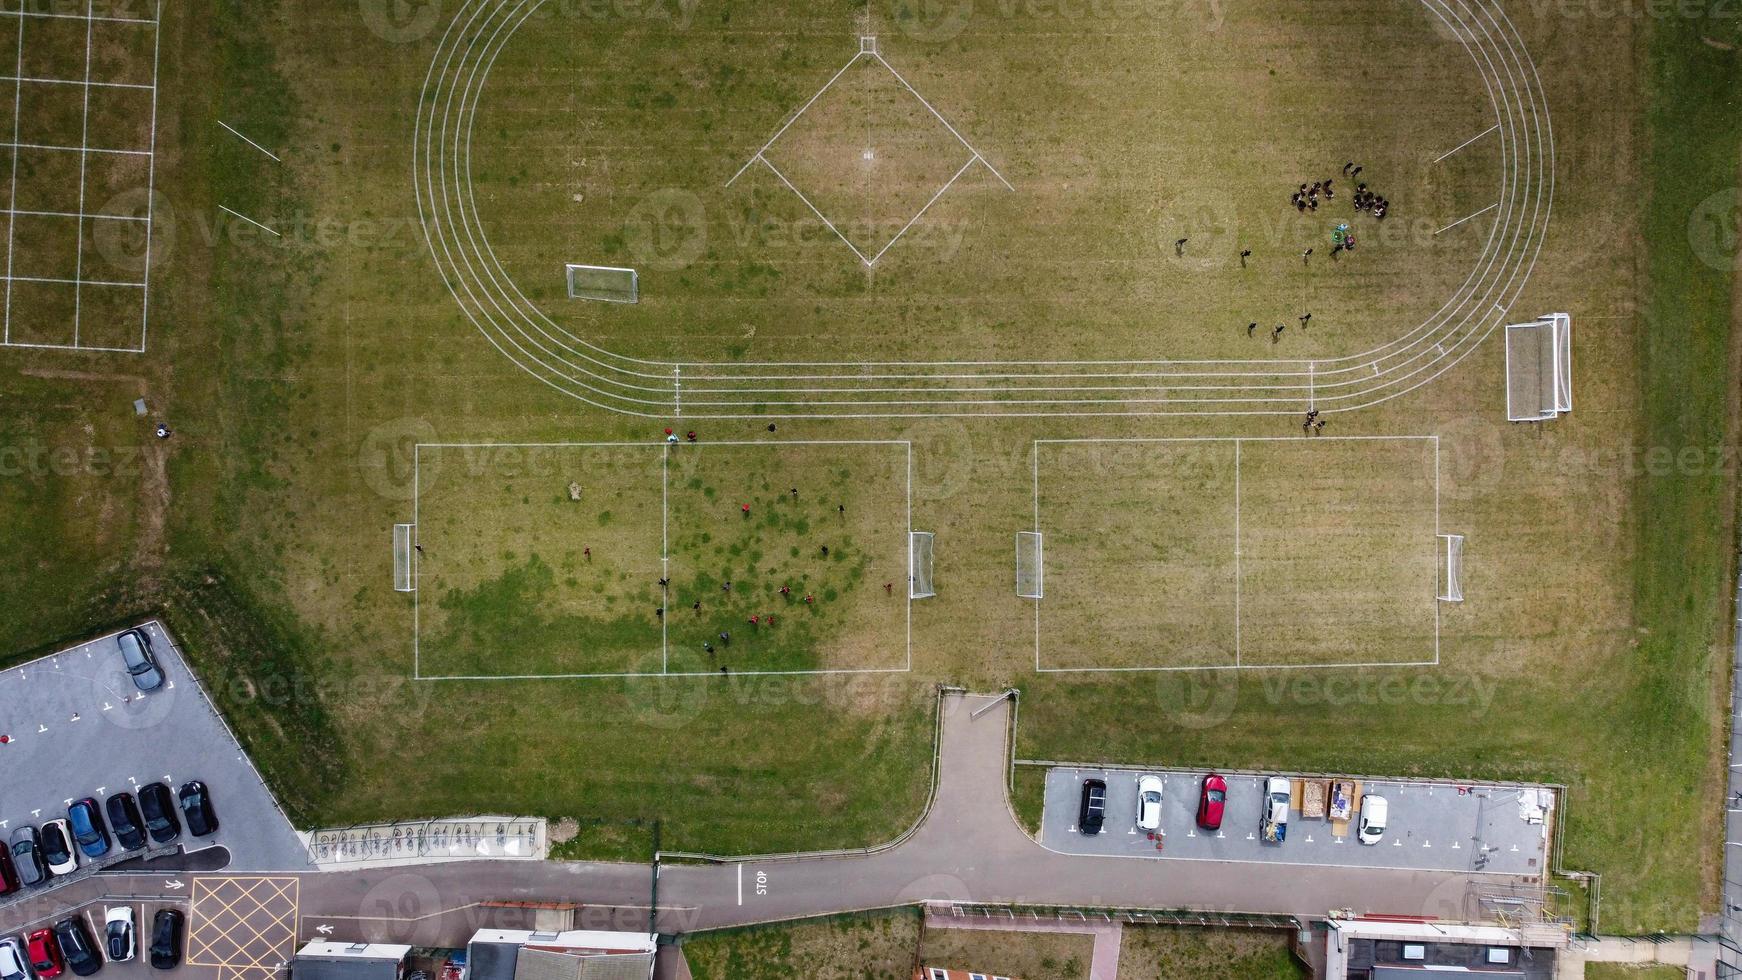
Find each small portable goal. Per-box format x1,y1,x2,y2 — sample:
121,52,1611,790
1438,533,1465,602
1504,313,1572,422
1016,531,1043,599
910,531,936,599
565,264,639,304
393,523,416,593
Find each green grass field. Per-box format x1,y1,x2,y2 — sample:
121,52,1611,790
414,440,909,676
0,0,1734,940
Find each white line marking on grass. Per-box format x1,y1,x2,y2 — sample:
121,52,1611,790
872,51,1012,190
1234,440,1241,668
1433,123,1498,163
868,156,975,266
218,205,281,237
726,52,863,188
217,120,282,162
1434,202,1498,236
4,14,23,346
138,0,162,352
758,155,872,266
662,441,670,674
413,444,422,680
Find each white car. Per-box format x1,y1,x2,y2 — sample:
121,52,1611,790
1261,776,1292,843
0,937,28,980
105,906,136,962
1358,795,1389,845
1136,775,1164,832
40,819,78,876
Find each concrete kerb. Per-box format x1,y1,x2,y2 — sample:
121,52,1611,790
656,685,958,865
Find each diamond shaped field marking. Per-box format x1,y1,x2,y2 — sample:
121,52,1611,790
729,44,1011,266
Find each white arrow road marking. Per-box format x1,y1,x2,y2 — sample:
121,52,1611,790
164,880,184,890
316,925,334,936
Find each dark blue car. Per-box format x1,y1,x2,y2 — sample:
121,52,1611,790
66,799,110,859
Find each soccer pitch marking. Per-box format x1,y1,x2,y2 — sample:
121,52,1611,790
724,34,1014,269
1030,435,1442,673
409,439,914,681
413,0,1553,417
0,0,163,354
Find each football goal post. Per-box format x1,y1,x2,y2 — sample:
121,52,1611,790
910,531,936,599
393,523,416,592
1504,313,1572,421
1016,531,1044,599
565,264,639,304
1438,533,1465,602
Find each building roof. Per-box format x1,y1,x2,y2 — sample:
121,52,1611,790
292,942,412,980
516,948,654,980
464,929,658,980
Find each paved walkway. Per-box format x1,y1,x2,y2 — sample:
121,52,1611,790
1723,537,1742,944
1553,933,1724,979
0,693,1547,950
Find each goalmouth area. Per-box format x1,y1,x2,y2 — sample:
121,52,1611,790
409,440,913,679
1033,436,1442,671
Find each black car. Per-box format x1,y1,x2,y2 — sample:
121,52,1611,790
39,821,74,876
177,782,217,838
1078,778,1107,836
148,909,183,970
9,827,48,887
137,783,181,845
0,846,17,897
105,794,147,852
53,917,100,977
116,629,164,692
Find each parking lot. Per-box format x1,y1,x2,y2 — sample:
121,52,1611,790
0,620,311,909
1039,767,1553,876
0,898,197,980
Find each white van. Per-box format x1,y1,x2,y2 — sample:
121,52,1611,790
1358,795,1389,845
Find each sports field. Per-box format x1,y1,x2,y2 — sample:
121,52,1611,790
1036,436,1441,670
0,0,1734,939
413,440,910,677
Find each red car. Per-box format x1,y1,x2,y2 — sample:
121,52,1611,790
27,928,64,980
1196,773,1228,830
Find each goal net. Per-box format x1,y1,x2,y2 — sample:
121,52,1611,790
1504,313,1572,421
1016,531,1044,599
1438,533,1464,602
393,523,415,592
910,531,936,599
565,264,639,304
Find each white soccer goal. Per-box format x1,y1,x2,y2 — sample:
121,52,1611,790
1438,533,1465,602
393,523,416,593
1504,313,1572,421
910,531,936,599
565,264,639,304
1016,531,1044,599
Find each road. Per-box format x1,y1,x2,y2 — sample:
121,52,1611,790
0,693,1546,959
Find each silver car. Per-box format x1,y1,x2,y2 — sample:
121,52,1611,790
118,629,164,692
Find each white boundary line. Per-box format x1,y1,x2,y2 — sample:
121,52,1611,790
1433,201,1499,236
1032,436,1441,673
1433,123,1499,163
410,439,915,681
3,12,24,346
218,204,281,238
70,0,94,346
216,120,281,163
137,0,161,352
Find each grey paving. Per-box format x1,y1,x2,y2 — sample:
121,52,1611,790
0,693,1548,950
1039,767,1553,876
1725,544,1742,942
0,619,311,913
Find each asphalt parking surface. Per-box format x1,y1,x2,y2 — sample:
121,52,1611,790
1,898,200,979
1040,767,1553,875
0,620,311,909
